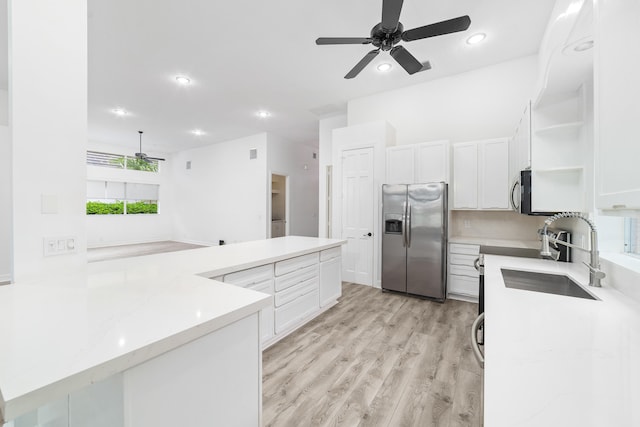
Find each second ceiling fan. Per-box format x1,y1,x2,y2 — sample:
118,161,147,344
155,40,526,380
316,0,471,79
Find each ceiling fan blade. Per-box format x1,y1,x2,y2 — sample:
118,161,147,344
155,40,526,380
316,37,372,45
344,49,380,79
381,0,404,32
146,156,166,162
390,45,422,75
402,15,471,42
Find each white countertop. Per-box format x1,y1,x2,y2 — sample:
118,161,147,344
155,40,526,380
484,255,640,426
0,236,345,423
449,236,540,249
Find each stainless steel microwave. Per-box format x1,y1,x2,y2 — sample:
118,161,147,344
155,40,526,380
510,170,557,216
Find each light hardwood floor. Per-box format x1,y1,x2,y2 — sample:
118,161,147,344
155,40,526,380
263,283,482,427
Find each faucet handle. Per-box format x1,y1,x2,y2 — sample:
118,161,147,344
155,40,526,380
582,262,606,279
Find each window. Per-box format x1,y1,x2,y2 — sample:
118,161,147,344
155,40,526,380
87,151,159,173
625,218,639,257
87,180,159,215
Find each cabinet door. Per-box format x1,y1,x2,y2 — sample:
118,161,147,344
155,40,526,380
452,143,478,209
415,141,450,184
479,139,510,209
319,256,341,307
386,145,415,184
248,280,275,344
595,0,640,210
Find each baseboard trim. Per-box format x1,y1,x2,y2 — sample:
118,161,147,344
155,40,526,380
0,273,12,286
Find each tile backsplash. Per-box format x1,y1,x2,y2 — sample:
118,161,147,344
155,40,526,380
450,210,546,241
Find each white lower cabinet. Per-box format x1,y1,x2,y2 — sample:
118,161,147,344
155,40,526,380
221,248,341,348
247,280,275,343
319,247,342,307
274,253,320,334
448,243,480,299
223,264,275,346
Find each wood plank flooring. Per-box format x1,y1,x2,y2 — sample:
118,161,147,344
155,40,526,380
263,283,482,427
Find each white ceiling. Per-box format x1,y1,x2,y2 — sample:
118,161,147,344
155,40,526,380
2,0,557,152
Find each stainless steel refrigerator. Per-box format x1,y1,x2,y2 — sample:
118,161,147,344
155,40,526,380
381,183,447,300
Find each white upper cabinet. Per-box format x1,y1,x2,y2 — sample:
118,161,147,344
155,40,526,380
594,0,640,211
479,139,510,209
452,142,478,209
453,139,510,211
527,0,593,213
385,145,415,184
415,141,450,184
385,140,450,184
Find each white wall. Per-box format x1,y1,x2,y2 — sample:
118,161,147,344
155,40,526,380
0,90,9,281
9,0,88,283
86,141,173,248
171,133,268,245
267,134,319,237
0,124,10,282
348,55,538,145
318,114,347,238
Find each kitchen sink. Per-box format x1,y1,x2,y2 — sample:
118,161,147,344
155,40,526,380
501,268,598,300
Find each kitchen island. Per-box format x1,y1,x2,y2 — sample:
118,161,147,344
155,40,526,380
483,255,640,426
0,236,345,426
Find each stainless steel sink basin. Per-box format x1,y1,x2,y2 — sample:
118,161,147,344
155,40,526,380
501,268,598,300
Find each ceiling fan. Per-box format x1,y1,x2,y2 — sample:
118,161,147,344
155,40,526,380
316,0,471,79
135,131,165,163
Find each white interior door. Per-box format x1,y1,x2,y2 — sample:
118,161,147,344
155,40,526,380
341,147,374,286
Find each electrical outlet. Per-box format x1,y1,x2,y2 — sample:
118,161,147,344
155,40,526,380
43,236,77,256
464,220,472,229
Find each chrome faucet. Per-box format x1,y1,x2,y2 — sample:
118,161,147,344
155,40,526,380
539,212,606,287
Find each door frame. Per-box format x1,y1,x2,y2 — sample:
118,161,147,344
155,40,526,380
331,121,394,288
267,171,290,238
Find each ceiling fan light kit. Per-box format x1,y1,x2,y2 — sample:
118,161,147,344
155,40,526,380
316,0,471,79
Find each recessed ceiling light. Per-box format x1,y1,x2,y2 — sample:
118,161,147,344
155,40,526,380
175,75,191,85
256,110,271,119
191,129,205,136
377,63,392,72
466,33,486,45
111,108,128,116
574,40,594,52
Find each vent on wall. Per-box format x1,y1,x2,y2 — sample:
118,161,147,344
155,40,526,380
249,148,257,160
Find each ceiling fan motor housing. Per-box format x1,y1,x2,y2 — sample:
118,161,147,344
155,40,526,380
371,23,404,51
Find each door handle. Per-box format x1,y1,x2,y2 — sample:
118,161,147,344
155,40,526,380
471,312,485,368
509,177,520,212
363,232,372,237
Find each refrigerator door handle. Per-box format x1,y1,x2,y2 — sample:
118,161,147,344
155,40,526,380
401,201,407,247
406,203,412,248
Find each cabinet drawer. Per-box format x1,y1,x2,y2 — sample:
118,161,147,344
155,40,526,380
275,253,319,276
275,264,318,292
448,275,479,297
449,253,478,267
450,264,479,278
449,243,480,255
223,264,273,287
275,277,318,307
274,289,319,334
320,246,341,262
